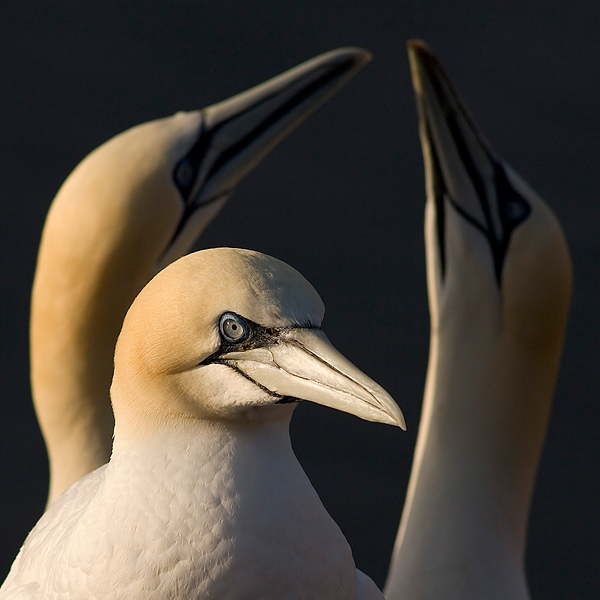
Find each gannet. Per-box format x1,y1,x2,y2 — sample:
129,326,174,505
3,248,404,599
384,41,572,599
29,47,371,504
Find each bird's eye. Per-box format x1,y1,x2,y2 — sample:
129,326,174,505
219,313,250,344
502,198,529,222
174,158,196,189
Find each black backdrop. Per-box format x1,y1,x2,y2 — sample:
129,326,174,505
1,1,599,596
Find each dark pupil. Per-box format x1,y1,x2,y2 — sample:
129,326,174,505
175,159,195,188
505,201,522,220
225,319,242,338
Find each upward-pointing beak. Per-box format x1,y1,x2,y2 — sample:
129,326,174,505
158,47,371,269
197,47,372,204
408,40,531,282
220,328,405,429
408,40,497,232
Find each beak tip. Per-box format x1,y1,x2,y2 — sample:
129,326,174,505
326,46,372,71
392,407,407,431
377,390,406,430
407,39,432,56
352,47,373,66
406,39,441,84
407,39,441,73
407,41,428,99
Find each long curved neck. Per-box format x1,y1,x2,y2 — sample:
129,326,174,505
30,166,183,504
384,321,562,600
30,236,153,504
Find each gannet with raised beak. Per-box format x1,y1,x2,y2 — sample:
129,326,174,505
30,48,371,504
384,42,572,599
2,248,403,599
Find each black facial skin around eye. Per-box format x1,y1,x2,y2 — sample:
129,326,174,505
202,314,321,406
173,158,197,192
426,115,531,285
201,313,319,366
215,314,277,353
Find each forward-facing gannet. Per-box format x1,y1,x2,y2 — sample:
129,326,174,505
30,48,370,504
3,248,404,599
384,41,572,599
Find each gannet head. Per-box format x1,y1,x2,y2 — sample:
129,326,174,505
407,40,572,356
45,47,371,283
111,248,405,435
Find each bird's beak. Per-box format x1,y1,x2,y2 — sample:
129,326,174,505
159,48,371,269
220,328,405,429
407,40,530,282
408,39,495,227
197,47,371,204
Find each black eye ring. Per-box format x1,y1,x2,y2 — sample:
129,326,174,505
173,157,197,197
219,313,250,344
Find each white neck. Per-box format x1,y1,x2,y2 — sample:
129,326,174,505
384,323,561,599
68,412,357,599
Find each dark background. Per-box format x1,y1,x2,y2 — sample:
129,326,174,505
1,1,599,597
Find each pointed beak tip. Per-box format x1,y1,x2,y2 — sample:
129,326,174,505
372,388,406,430
406,41,430,96
407,39,432,54
327,46,372,71
406,40,451,117
406,39,441,80
406,39,439,65
351,46,373,65
390,405,407,430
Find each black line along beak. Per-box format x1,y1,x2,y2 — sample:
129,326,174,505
407,40,530,283
159,48,371,267
218,328,405,428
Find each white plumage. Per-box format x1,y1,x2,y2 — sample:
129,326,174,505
3,47,400,600
28,47,371,504
4,248,402,599
384,41,572,600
